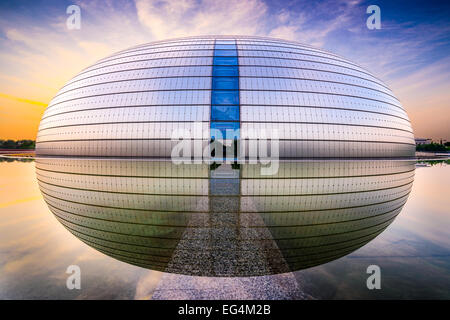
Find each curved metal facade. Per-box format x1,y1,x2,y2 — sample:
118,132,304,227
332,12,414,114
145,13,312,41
36,35,415,158
35,158,415,276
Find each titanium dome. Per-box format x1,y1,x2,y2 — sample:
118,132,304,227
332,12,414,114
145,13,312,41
36,35,415,158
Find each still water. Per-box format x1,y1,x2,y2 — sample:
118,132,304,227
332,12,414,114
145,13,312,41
0,158,449,299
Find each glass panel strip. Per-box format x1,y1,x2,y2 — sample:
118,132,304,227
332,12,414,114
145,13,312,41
210,39,240,147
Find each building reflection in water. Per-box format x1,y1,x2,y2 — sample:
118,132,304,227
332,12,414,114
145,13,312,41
35,159,415,276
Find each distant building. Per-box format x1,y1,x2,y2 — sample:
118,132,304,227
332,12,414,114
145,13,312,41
415,138,432,145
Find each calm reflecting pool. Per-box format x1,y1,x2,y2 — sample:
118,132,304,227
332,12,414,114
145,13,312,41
0,158,449,299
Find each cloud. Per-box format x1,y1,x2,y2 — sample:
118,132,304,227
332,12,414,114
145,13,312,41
135,0,268,39
134,270,163,299
267,0,360,47
0,93,47,107
133,0,362,47
390,56,450,139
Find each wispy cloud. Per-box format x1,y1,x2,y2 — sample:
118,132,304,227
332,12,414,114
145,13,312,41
135,0,268,38
0,93,47,107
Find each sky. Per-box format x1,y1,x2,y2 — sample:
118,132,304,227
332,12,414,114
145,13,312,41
0,0,449,141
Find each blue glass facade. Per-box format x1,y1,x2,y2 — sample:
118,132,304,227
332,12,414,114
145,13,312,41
210,40,240,141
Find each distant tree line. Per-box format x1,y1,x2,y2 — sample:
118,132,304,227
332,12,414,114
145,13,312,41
0,157,34,163
416,142,449,152
0,139,35,149
418,159,450,166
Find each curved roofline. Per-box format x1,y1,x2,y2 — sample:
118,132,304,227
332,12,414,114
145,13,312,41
103,35,387,87
125,34,335,58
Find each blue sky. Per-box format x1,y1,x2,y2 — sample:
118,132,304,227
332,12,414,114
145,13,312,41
0,0,449,139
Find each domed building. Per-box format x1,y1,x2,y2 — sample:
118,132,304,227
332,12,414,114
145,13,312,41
34,36,416,275
35,158,415,275
35,35,415,158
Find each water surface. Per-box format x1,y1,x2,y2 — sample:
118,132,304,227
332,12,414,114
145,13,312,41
0,158,448,299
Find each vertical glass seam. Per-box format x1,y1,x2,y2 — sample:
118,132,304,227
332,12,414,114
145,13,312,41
210,38,240,142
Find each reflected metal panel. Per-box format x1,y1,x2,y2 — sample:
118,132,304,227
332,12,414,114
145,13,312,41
35,158,415,276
